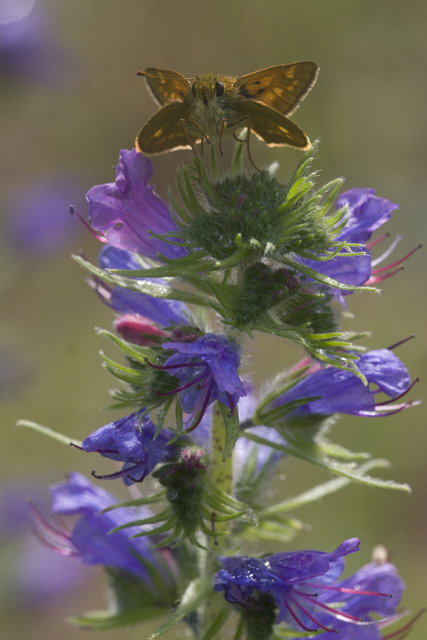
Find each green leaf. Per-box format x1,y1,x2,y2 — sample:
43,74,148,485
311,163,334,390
282,255,379,293
259,459,393,517
240,431,411,492
219,401,240,462
16,420,82,448
69,607,166,631
73,254,209,307
149,575,213,639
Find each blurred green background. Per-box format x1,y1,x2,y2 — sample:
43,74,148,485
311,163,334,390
0,0,426,638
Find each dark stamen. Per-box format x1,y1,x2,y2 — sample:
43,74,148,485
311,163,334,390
387,335,416,351
304,583,391,597
91,463,143,481
376,377,419,406
145,357,208,371
69,442,83,450
154,370,210,396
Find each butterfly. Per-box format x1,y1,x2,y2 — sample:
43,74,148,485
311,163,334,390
135,62,318,169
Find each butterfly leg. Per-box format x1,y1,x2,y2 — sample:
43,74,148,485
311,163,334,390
227,116,260,172
188,115,211,145
179,119,202,181
218,118,226,155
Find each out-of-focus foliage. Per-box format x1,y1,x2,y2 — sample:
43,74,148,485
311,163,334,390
0,1,425,638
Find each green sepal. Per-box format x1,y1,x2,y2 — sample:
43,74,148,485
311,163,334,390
219,401,240,462
149,575,213,639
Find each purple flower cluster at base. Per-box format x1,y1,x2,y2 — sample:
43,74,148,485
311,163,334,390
215,539,405,635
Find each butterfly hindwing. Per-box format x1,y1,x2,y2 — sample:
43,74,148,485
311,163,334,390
141,67,190,106
136,101,200,154
236,62,318,117
232,99,310,149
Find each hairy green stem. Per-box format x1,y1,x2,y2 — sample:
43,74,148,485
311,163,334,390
201,401,233,639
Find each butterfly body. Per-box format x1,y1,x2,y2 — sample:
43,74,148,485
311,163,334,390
136,63,319,160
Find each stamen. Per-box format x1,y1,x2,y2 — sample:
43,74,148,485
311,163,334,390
371,235,402,266
290,595,337,632
284,600,317,633
382,609,426,639
366,266,404,285
185,377,215,432
91,463,144,481
70,206,108,243
154,369,210,396
145,358,208,371
69,442,83,450
299,593,362,622
304,583,391,597
28,501,71,546
366,232,391,249
371,244,422,275
387,335,416,351
226,391,235,414
376,377,419,406
32,528,79,557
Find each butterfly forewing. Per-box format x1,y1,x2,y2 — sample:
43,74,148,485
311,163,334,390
233,99,310,149
236,62,318,117
136,101,199,154
141,67,190,106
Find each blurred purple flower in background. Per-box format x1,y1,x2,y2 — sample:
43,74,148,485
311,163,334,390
0,481,87,608
0,0,75,85
6,170,90,256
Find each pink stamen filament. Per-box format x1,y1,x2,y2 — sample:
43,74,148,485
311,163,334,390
304,583,391,597
366,232,390,249
33,528,79,557
289,595,337,632
371,244,422,275
382,609,426,639
367,267,404,285
28,502,72,546
284,601,316,633
296,593,362,622
70,207,108,243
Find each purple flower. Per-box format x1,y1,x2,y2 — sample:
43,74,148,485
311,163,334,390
271,348,413,418
0,1,74,85
300,188,416,307
96,245,189,326
31,472,174,585
215,539,404,635
150,334,247,431
86,149,187,260
80,410,179,486
308,561,405,639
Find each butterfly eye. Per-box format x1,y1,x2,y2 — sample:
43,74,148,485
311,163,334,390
191,82,197,96
215,81,224,97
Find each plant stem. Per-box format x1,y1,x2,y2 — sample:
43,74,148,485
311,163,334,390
201,401,233,639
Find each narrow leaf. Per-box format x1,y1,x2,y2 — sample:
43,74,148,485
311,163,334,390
16,420,82,448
